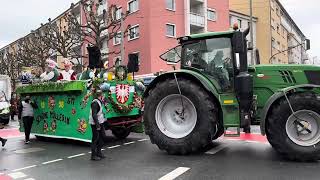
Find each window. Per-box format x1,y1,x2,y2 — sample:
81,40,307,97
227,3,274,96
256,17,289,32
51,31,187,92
128,25,140,41
116,7,122,20
272,38,276,48
207,9,217,21
277,25,280,34
182,38,233,90
166,23,176,37
113,32,121,45
166,0,175,11
97,0,106,15
276,7,280,16
277,41,280,50
271,0,275,10
113,56,121,66
271,18,275,29
128,0,139,14
237,19,242,28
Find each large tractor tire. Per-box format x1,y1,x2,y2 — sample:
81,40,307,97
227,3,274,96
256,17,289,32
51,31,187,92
144,78,218,155
267,92,320,161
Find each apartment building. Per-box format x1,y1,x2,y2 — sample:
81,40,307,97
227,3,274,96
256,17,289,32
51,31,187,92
229,0,308,64
107,0,230,75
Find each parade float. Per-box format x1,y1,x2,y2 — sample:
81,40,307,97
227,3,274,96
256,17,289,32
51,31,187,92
16,65,144,142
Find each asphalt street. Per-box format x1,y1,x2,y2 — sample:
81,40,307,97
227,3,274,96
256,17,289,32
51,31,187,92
1,123,320,180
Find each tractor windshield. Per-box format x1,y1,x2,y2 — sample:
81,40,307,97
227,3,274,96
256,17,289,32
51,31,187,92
181,38,233,90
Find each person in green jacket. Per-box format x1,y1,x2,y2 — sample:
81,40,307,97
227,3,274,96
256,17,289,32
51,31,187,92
79,66,95,80
40,59,59,82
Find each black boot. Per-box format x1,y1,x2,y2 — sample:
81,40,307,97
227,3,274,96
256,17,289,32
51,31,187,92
97,151,106,159
91,155,101,161
1,139,7,147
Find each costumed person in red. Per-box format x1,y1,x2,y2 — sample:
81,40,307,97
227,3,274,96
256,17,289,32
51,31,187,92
58,58,76,81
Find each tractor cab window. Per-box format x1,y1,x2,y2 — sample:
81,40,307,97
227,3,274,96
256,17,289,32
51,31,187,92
182,38,233,91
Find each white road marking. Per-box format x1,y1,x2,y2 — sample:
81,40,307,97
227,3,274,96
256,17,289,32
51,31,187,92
8,172,27,179
24,178,35,180
158,167,190,180
14,148,45,154
42,159,63,165
88,152,92,154
107,145,121,149
245,140,260,143
123,141,135,145
12,165,37,172
205,145,228,155
67,153,85,159
101,148,106,151
138,139,149,142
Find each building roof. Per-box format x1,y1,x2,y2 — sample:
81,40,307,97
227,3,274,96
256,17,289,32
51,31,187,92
275,0,305,39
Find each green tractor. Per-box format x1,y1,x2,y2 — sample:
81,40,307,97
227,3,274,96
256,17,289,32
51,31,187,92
143,28,320,161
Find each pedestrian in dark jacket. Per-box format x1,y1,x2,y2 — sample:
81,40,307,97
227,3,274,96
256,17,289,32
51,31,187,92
89,89,107,161
18,95,38,144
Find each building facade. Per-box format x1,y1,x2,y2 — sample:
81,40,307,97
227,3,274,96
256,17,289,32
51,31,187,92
107,0,230,75
229,0,308,64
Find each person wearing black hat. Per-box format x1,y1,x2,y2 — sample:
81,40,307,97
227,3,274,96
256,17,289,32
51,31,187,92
89,89,107,160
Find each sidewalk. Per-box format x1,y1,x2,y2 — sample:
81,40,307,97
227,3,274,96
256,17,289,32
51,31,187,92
0,119,23,139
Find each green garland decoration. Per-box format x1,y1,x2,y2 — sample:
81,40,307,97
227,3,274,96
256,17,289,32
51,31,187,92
16,81,86,94
107,92,135,114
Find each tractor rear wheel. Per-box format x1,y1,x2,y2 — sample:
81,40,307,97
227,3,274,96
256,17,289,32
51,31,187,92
267,92,320,161
144,78,218,155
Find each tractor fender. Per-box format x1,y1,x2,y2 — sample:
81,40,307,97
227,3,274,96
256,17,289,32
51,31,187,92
144,70,220,100
260,84,320,135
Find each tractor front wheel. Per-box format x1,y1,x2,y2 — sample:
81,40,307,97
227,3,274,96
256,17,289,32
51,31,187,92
144,78,218,155
267,93,320,161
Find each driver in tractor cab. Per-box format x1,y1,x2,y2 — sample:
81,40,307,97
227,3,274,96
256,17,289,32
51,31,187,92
191,52,207,69
208,51,230,90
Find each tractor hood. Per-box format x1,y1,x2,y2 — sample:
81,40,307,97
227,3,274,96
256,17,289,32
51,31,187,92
249,64,320,89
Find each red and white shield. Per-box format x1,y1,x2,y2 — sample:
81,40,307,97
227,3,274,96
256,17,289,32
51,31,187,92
116,84,130,104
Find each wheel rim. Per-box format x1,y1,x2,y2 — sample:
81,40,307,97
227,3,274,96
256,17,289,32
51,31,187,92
155,94,197,139
286,110,320,147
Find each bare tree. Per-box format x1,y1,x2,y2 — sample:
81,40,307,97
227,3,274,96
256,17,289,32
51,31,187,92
15,30,52,71
68,0,130,55
41,16,83,62
0,47,19,89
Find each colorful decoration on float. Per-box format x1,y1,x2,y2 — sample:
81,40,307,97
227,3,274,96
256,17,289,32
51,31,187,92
59,100,64,108
77,119,88,134
48,96,55,109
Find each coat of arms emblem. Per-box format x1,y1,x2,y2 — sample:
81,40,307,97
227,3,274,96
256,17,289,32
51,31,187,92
116,84,130,104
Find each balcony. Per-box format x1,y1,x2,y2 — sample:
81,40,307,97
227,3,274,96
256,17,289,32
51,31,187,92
189,13,205,27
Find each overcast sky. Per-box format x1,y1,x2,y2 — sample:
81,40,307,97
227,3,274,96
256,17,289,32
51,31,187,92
0,0,319,59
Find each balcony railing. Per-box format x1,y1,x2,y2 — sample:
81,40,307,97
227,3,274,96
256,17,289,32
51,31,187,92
189,13,205,27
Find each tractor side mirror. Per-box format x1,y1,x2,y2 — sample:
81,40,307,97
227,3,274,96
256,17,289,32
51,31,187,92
305,39,311,50
232,31,245,53
160,45,182,63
